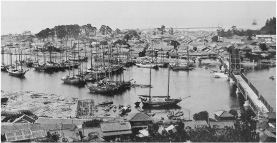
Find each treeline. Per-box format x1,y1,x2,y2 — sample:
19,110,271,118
217,17,276,38
35,23,142,43
35,24,114,41
35,24,81,41
260,17,276,34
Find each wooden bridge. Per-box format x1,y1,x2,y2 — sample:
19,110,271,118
220,57,274,115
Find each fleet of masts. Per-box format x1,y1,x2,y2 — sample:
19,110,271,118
2,37,193,107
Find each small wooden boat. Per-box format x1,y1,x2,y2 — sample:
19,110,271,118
269,76,274,80
99,101,113,106
171,62,194,71
7,68,27,77
119,106,131,116
135,101,141,107
118,104,123,109
167,111,174,118
61,75,86,85
174,111,184,117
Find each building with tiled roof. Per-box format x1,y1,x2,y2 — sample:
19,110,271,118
214,110,235,121
12,114,35,124
1,123,46,142
35,117,90,127
128,113,152,129
100,122,132,137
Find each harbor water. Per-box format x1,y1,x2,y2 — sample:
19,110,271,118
1,53,276,119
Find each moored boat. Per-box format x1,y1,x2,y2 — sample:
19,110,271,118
7,68,27,77
136,62,158,69
61,75,86,84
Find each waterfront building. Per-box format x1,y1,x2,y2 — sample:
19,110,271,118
214,110,235,121
128,112,152,129
1,123,47,142
35,117,90,127
100,122,132,137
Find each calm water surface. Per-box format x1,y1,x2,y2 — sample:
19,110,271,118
1,54,275,119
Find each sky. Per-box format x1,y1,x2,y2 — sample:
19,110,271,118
1,1,276,35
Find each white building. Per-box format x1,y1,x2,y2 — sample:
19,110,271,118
256,35,276,42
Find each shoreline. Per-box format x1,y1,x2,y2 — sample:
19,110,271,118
1,90,77,119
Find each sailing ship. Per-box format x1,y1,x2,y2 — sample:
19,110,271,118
61,40,86,85
34,52,47,71
68,41,88,62
171,43,194,71
7,48,27,77
138,39,183,107
87,42,131,93
138,65,182,107
1,49,8,71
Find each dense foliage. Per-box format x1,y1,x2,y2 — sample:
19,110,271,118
260,17,276,34
35,24,81,41
217,17,276,38
193,111,209,122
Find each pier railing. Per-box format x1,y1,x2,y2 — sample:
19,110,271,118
240,73,274,112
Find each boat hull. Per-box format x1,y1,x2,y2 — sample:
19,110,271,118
61,76,86,84
214,72,228,78
141,98,182,107
136,63,158,69
171,66,194,71
7,69,26,77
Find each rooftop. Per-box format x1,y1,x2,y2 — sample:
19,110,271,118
36,117,90,126
128,112,152,122
100,121,131,132
12,114,35,124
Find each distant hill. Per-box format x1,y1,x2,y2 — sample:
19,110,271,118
260,17,276,34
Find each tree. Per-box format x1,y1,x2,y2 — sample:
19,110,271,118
193,47,197,51
169,27,174,35
99,25,106,35
261,17,276,34
259,43,267,51
106,26,113,34
160,25,165,35
193,111,209,122
170,40,180,49
226,29,233,37
56,25,67,40
124,34,131,42
211,36,218,42
115,28,121,35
